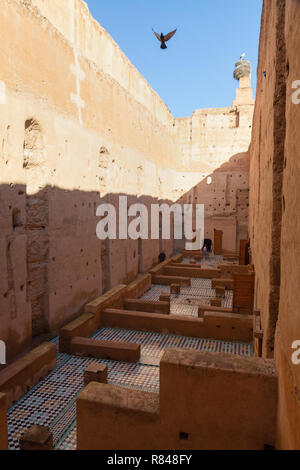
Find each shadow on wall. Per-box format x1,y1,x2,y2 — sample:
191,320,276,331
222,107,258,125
0,182,176,363
0,152,250,362
175,150,250,253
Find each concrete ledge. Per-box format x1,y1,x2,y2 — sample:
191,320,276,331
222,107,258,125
102,308,206,338
59,313,97,353
212,278,234,290
202,311,253,342
77,349,278,450
181,249,203,259
149,259,172,276
232,273,255,314
170,263,201,269
0,393,8,450
0,343,56,407
70,337,141,363
126,274,152,299
163,266,220,279
102,308,252,342
219,264,253,279
198,305,233,317
153,275,191,286
61,284,131,354
160,349,277,449
171,254,184,263
85,285,128,317
223,254,239,261
124,299,170,315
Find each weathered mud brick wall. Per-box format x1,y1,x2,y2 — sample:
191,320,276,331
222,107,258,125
174,74,254,251
249,0,300,449
0,393,8,450
0,0,177,359
177,151,250,252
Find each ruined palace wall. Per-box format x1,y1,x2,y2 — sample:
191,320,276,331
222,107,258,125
176,151,250,252
30,0,173,127
249,0,278,358
276,0,300,450
249,0,300,449
173,101,252,250
175,106,253,172
172,81,254,250
0,0,176,360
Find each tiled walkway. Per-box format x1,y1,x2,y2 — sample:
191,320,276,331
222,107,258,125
7,259,250,451
142,278,233,316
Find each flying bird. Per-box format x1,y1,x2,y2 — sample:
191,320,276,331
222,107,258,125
152,28,177,49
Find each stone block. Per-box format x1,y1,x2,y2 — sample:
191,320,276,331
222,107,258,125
170,284,181,295
216,286,226,298
84,363,108,386
211,298,222,307
70,337,140,363
19,425,53,451
159,293,171,303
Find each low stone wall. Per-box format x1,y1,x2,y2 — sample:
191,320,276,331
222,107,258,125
125,274,152,300
0,393,8,450
152,275,191,286
171,254,184,263
77,349,278,450
181,249,203,259
232,273,255,314
124,299,170,315
0,343,56,408
60,280,151,354
218,264,253,279
149,259,172,278
84,285,128,321
102,308,253,343
212,278,234,290
69,337,140,363
198,305,232,316
163,266,220,279
275,328,300,450
59,313,98,354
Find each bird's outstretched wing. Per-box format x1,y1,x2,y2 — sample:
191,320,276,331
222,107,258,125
152,29,162,42
164,29,177,42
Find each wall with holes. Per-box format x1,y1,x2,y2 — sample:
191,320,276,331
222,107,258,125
176,151,250,252
0,0,253,361
0,0,176,361
173,76,254,201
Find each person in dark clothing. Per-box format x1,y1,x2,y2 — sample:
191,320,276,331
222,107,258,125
158,252,167,263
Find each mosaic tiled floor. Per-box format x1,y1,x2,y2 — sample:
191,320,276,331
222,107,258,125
7,260,250,451
142,277,233,316
7,328,252,451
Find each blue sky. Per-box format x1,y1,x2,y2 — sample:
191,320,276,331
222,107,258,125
86,0,263,117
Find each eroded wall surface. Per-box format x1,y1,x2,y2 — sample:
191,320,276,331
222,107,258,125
0,0,176,359
177,151,250,252
173,77,254,251
0,0,253,362
249,0,300,449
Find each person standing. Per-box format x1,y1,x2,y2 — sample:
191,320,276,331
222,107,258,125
203,245,207,261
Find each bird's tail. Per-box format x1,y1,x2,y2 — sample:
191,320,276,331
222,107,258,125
161,43,167,50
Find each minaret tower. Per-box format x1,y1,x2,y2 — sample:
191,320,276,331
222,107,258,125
233,55,255,106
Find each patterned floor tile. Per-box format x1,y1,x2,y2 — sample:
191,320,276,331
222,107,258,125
7,259,251,452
